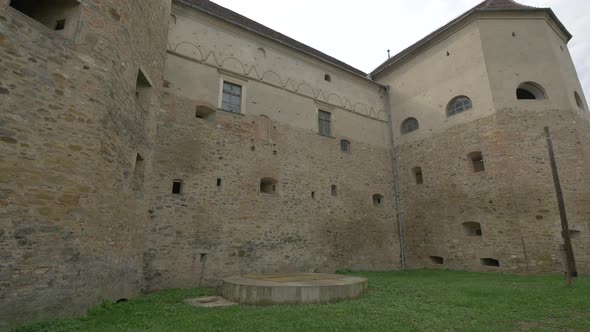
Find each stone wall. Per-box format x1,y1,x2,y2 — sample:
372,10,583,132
377,12,589,275
396,108,590,274
0,1,170,329
142,2,401,291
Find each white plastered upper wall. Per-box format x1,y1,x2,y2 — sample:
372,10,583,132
164,1,391,147
375,9,589,143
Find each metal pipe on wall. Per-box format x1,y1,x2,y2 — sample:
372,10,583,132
384,85,406,270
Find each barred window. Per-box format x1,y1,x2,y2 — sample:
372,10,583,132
447,96,472,117
318,110,331,136
221,81,242,113
401,117,419,135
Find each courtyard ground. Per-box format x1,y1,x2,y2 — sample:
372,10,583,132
16,270,590,331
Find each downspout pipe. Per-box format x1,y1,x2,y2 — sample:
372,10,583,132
384,85,406,270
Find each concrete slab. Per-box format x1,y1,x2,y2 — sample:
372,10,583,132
222,273,368,305
185,296,238,308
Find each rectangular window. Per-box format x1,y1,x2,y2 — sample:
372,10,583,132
172,180,182,195
469,152,485,173
132,154,145,197
415,169,424,185
221,81,242,113
318,110,331,136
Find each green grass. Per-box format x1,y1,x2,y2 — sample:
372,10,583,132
16,270,590,332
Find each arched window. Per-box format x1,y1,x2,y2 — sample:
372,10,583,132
340,140,351,153
574,91,584,110
324,74,332,82
517,82,546,100
447,96,472,117
401,117,419,135
260,177,278,195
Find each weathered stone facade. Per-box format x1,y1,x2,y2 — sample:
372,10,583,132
0,0,588,329
142,1,399,292
0,0,170,329
374,8,589,275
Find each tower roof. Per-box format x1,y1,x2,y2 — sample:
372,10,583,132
371,0,572,77
474,0,535,10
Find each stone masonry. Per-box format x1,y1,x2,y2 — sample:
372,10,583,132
0,0,588,330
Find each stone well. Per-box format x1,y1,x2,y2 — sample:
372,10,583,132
221,273,368,305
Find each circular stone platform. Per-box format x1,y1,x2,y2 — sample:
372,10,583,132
221,273,368,305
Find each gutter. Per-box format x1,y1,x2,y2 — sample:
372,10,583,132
384,85,406,270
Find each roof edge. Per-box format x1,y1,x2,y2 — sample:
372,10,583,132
174,0,381,84
371,7,572,78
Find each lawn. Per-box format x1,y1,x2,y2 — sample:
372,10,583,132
16,270,590,332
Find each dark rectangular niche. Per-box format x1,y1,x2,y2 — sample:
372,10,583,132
172,180,182,195
10,0,81,39
430,256,444,265
462,222,483,237
480,258,500,267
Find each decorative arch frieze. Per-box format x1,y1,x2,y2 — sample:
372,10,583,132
169,41,386,121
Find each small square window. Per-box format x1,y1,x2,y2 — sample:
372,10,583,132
221,81,242,113
469,152,485,173
318,110,331,137
340,140,351,153
55,19,66,31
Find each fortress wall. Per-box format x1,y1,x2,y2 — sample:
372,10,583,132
0,1,170,329
142,3,400,291
377,13,590,274
396,108,590,274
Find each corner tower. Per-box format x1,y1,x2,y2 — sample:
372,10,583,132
0,0,171,329
373,0,589,274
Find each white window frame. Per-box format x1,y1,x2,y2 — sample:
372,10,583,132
218,75,247,114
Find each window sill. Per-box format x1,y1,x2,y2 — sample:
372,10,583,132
260,193,279,197
217,108,245,116
317,133,336,139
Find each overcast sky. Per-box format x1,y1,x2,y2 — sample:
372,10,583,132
213,0,589,99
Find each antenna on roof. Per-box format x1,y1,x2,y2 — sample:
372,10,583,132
387,49,391,59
